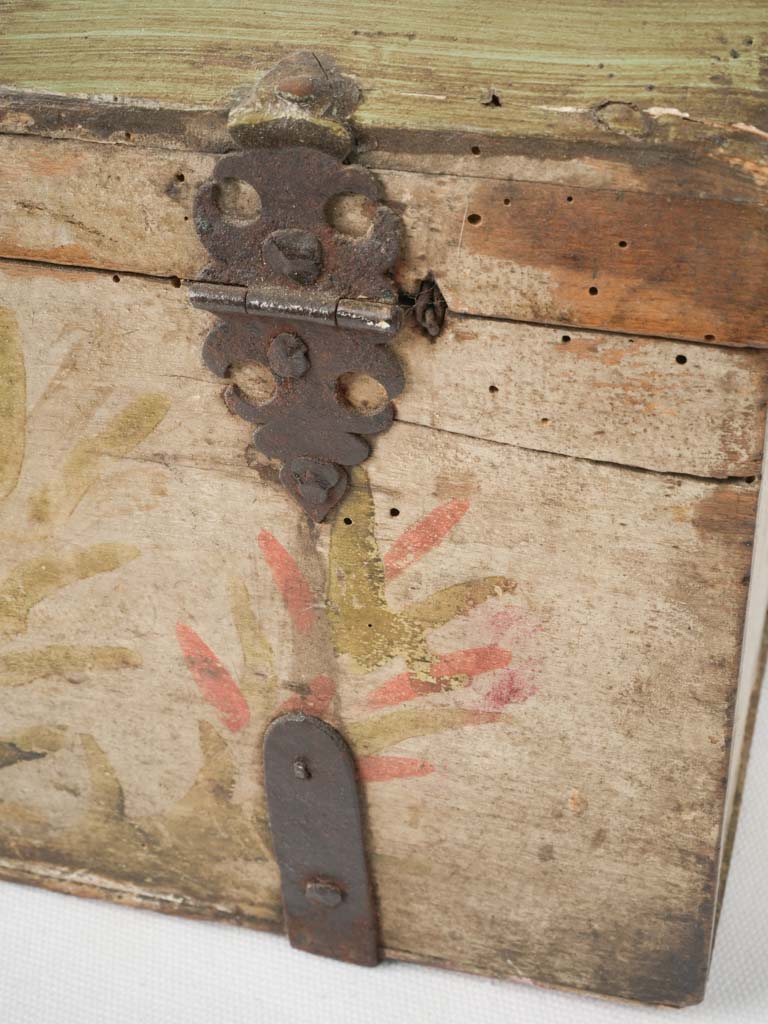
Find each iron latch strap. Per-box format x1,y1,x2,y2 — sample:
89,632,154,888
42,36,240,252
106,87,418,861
263,713,379,966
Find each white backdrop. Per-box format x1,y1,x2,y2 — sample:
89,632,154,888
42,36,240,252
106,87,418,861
1,675,765,1024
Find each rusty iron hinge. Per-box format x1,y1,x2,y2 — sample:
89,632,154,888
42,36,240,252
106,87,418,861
263,713,379,966
190,51,407,522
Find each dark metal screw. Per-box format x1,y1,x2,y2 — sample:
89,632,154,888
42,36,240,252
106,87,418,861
268,332,309,379
290,458,342,507
305,880,344,908
262,228,323,285
274,72,320,104
293,757,311,780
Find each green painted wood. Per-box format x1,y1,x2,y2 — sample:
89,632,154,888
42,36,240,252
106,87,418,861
1,1,767,155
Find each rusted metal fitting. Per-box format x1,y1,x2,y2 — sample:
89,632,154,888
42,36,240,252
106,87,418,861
264,713,379,966
263,228,324,285
191,53,406,522
268,333,309,380
305,880,344,908
227,51,360,157
189,282,400,337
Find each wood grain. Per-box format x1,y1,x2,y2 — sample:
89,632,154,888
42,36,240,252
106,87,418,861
0,254,756,1002
3,88,768,208
0,260,764,479
2,135,767,346
1,0,767,173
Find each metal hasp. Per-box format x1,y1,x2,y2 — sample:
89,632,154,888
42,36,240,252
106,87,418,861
263,713,379,966
191,51,405,522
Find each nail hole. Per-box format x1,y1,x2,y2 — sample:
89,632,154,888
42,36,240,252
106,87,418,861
618,240,628,248
389,507,400,517
503,197,511,205
367,623,373,628
112,274,120,283
471,145,481,155
325,192,376,237
566,195,574,203
467,213,482,225
676,354,687,364
170,275,181,288
704,333,716,341
229,361,276,405
337,372,388,414
344,517,352,525
183,215,189,221
175,172,185,182
489,384,499,393
541,417,550,424
482,90,502,107
215,177,262,224
588,286,599,296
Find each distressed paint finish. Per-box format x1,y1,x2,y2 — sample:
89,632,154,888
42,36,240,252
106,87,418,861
2,135,768,346
0,260,764,481
0,308,25,503
0,251,759,1005
1,17,767,1004
1,0,767,179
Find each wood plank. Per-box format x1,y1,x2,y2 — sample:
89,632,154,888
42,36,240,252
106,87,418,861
0,253,756,1000
1,0,767,176
0,259,764,480
2,135,767,346
397,171,768,346
397,318,768,479
3,88,767,207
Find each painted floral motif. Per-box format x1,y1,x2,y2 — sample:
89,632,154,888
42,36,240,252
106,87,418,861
0,305,540,910
0,306,167,703
176,467,541,785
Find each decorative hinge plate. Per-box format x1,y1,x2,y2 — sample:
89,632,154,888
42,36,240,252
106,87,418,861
263,713,379,966
190,51,406,522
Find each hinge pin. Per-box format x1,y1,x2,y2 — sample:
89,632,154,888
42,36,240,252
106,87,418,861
189,282,400,336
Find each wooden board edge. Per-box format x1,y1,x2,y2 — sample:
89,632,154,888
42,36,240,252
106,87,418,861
0,856,282,931
0,858,705,1008
1,87,766,207
711,410,768,939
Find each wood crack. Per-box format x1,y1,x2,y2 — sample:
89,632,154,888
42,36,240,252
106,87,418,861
394,419,762,486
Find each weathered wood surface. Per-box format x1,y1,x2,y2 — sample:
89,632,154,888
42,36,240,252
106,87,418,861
4,89,768,208
1,0,767,180
0,260,765,479
2,135,767,347
0,257,760,1004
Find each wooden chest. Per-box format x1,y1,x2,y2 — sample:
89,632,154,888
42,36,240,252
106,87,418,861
1,4,767,1007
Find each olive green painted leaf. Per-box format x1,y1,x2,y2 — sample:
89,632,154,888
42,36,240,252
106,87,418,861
0,542,140,640
402,576,517,629
0,644,141,687
347,707,501,757
0,725,67,769
29,394,171,526
79,733,126,818
0,308,26,505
